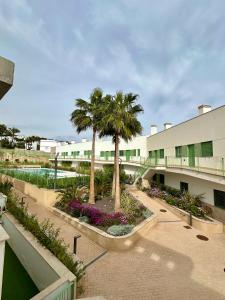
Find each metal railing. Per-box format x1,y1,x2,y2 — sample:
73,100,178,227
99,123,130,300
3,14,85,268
51,154,225,178
136,156,225,178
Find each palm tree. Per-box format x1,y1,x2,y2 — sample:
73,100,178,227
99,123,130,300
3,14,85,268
71,88,104,204
100,92,143,211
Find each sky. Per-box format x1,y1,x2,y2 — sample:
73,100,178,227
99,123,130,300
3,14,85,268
1,0,225,140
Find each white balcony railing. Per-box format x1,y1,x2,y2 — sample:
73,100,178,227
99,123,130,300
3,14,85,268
51,155,225,178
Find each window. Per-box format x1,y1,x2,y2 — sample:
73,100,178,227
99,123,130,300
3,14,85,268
137,149,140,156
175,146,182,158
214,190,225,209
119,150,124,156
110,151,115,156
180,182,188,192
149,151,153,158
71,151,79,157
61,152,68,157
201,141,213,157
84,150,92,156
159,149,164,159
100,151,105,157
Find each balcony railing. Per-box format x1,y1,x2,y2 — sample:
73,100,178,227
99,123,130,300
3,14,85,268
51,154,225,178
138,156,225,178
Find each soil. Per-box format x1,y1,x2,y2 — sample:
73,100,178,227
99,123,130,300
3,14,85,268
94,196,115,213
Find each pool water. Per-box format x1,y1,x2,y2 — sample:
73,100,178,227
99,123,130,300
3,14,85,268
2,243,39,300
13,167,78,178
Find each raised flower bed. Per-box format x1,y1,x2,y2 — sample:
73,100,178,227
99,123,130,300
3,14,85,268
145,184,223,234
53,192,157,250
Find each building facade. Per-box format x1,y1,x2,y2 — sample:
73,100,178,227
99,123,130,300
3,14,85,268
54,104,225,221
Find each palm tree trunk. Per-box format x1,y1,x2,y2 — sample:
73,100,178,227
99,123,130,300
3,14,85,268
112,142,116,198
115,134,120,211
89,128,96,204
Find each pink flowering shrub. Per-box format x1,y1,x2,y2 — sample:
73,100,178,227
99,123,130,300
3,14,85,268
67,200,128,226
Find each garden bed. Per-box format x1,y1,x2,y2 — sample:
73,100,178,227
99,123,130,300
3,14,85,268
51,206,157,251
154,197,223,234
142,184,224,234
53,191,157,250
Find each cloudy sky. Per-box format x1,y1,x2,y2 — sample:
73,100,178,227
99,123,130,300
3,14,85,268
1,0,225,140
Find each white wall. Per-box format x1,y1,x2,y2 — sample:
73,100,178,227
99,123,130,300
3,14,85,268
40,140,58,153
0,226,9,299
147,105,225,157
56,135,148,159
153,172,225,207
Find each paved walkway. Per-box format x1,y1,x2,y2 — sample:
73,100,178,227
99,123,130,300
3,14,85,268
82,188,225,300
13,189,104,265
14,188,225,300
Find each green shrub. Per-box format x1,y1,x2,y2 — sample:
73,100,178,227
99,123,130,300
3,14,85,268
0,168,89,189
78,216,89,223
61,161,72,168
142,209,153,219
121,192,142,223
6,195,85,281
107,224,134,236
0,180,13,195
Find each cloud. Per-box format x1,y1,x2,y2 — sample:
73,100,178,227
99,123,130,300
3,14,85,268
0,0,225,139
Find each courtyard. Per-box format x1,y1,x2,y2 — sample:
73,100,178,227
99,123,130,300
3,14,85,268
15,186,225,300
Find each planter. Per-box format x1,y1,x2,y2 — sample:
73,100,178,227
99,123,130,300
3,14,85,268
2,213,76,299
50,207,158,251
154,197,224,234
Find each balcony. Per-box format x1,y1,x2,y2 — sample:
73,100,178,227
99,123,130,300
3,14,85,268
141,156,225,178
0,56,14,100
51,154,225,178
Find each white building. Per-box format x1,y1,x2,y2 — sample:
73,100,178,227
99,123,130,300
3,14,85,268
40,139,60,153
54,104,225,221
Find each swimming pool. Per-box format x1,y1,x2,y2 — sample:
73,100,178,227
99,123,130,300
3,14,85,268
12,168,78,178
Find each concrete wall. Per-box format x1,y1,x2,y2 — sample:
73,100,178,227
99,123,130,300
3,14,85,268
0,226,9,299
2,213,76,298
0,174,59,207
0,56,14,100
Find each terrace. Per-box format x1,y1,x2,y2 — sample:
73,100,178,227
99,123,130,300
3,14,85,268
53,154,225,179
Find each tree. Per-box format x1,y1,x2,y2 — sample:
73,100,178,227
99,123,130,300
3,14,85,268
0,124,7,141
71,88,104,204
7,127,20,146
100,92,143,211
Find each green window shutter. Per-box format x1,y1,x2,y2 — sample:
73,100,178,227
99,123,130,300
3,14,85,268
100,151,104,157
159,149,164,159
175,146,181,158
181,145,187,157
201,141,213,157
119,150,124,156
149,151,152,158
195,143,201,157
137,149,140,156
110,151,114,156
